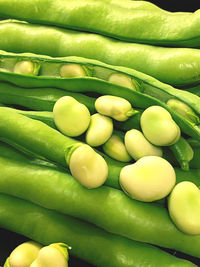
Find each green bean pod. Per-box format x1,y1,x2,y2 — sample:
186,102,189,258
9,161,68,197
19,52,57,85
169,137,194,171
0,0,200,47
0,194,197,267
0,107,110,189
1,157,200,257
0,81,96,112
0,20,200,85
0,107,125,189
0,51,200,140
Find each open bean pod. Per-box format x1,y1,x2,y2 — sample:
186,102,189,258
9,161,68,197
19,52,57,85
0,50,200,140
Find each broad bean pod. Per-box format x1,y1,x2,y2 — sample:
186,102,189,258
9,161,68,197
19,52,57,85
0,51,200,140
0,1,199,47
0,194,197,267
0,82,141,132
1,130,200,190
0,21,200,85
0,81,96,112
1,156,200,257
1,103,198,188
0,108,125,189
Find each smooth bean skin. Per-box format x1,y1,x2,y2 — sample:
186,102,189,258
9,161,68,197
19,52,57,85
168,181,200,235
0,21,200,85
120,156,176,202
108,73,136,90
30,244,69,267
141,106,181,146
13,61,40,76
102,133,132,162
85,113,113,147
95,95,135,121
124,129,163,160
1,157,200,257
8,241,42,267
60,64,86,78
0,194,196,267
0,0,199,47
53,96,91,137
69,144,108,189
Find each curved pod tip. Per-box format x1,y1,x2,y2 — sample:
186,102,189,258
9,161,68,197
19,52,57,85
69,144,108,189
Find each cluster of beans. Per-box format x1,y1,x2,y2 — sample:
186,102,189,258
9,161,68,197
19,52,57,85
0,1,200,267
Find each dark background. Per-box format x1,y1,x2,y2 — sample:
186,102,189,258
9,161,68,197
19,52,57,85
0,1,200,267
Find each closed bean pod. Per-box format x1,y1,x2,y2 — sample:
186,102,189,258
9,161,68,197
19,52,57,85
0,194,196,267
0,21,200,85
1,157,200,257
0,1,199,47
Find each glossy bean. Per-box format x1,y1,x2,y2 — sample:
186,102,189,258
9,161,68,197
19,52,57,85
168,181,200,235
120,156,176,202
124,129,162,160
140,106,181,146
53,96,91,137
95,95,137,121
102,131,132,162
8,241,42,267
85,113,113,147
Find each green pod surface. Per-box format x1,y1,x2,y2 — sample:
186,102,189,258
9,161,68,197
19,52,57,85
0,1,199,47
0,194,197,267
1,157,200,258
0,107,125,189
0,81,96,112
0,51,200,140
0,21,200,85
